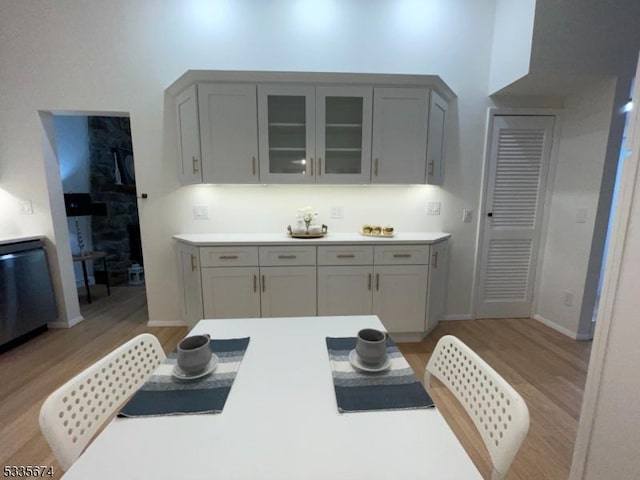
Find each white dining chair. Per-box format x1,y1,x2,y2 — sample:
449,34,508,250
425,335,529,480
39,333,166,471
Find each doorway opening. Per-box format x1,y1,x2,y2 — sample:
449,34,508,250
53,114,145,306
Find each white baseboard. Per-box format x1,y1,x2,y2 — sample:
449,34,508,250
441,314,473,321
147,319,187,327
533,314,591,340
49,314,85,329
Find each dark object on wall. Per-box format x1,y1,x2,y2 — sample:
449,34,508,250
112,147,136,185
64,193,93,217
0,239,57,353
128,224,144,266
91,202,108,216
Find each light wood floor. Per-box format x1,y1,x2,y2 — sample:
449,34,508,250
0,287,590,479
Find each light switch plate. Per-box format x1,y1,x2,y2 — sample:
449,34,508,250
576,208,587,223
19,200,34,214
193,205,209,220
463,209,473,223
329,206,344,219
427,201,441,215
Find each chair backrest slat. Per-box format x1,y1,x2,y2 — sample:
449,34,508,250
425,335,529,480
39,333,166,470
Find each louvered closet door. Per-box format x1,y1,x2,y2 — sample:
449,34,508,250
476,115,554,318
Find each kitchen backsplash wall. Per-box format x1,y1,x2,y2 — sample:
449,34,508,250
175,184,447,234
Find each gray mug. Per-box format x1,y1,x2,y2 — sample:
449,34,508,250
177,334,212,374
356,328,387,365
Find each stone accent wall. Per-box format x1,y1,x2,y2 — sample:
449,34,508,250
88,116,141,284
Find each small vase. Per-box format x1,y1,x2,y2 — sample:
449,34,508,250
304,220,311,233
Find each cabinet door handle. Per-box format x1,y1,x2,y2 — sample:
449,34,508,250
432,251,439,268
310,157,314,176
367,273,372,291
374,158,379,176
252,156,256,176
428,160,434,176
219,255,239,260
190,254,197,271
376,273,380,291
253,274,257,293
336,254,355,259
278,255,297,259
261,275,266,292
393,253,412,258
318,157,322,176
192,156,199,174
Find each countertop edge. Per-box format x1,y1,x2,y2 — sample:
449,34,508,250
173,233,451,246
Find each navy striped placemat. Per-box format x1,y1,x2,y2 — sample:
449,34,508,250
326,337,434,413
118,337,250,417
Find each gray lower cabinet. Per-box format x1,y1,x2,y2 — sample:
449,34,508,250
177,239,448,340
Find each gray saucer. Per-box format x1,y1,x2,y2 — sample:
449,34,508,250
348,349,390,373
173,354,218,380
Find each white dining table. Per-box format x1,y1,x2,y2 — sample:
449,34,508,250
62,315,482,480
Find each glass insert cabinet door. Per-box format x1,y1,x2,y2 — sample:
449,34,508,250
258,85,316,184
258,84,373,184
316,86,372,184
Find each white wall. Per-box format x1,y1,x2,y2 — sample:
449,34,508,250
0,0,497,324
570,55,640,480
488,0,536,94
53,115,94,285
534,79,616,337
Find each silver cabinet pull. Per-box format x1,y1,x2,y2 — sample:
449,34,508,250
253,274,257,293
318,157,322,176
367,273,372,291
374,158,379,176
261,275,266,292
336,254,355,259
219,255,239,260
310,157,314,176
393,253,412,258
278,255,297,259
190,254,197,271
192,156,199,174
432,252,439,268
252,156,256,176
376,273,380,291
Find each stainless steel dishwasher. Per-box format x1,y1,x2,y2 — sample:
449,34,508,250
0,239,57,352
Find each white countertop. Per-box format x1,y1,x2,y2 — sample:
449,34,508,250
62,315,480,480
0,235,44,246
174,232,450,246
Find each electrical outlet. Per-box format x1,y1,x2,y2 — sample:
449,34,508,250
19,200,34,215
562,291,573,307
463,209,473,223
427,201,441,215
193,205,209,220
329,206,344,219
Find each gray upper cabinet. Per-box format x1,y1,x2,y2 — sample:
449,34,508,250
371,87,429,184
174,73,451,186
316,86,373,184
198,83,259,184
257,84,316,184
176,85,202,185
426,90,448,186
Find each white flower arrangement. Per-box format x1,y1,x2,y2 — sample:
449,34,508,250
296,206,318,228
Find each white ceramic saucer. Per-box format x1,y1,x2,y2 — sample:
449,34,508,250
348,349,391,373
173,354,219,380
